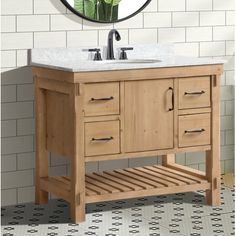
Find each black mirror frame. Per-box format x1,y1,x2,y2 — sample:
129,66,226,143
60,0,152,23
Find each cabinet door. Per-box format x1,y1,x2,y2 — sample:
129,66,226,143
124,79,174,152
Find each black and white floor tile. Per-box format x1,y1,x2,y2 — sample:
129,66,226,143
1,185,234,236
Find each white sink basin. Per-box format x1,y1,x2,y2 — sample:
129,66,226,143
97,59,162,64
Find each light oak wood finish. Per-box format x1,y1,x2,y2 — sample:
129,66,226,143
41,165,209,204
85,145,212,162
178,113,211,147
206,75,221,205
124,79,174,152
70,83,86,223
178,107,211,115
35,77,49,204
34,63,223,223
178,76,211,109
84,82,120,117
33,64,223,83
85,120,120,156
46,91,72,158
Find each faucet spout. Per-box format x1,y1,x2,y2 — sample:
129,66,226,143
107,29,121,60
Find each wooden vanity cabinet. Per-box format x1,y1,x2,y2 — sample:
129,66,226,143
33,64,223,223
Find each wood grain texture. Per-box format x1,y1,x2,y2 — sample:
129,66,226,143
33,64,223,223
178,113,211,147
84,82,120,117
46,90,72,158
85,120,120,157
70,84,86,223
33,65,223,84
178,76,211,109
178,107,211,115
35,78,49,204
206,75,221,205
85,145,212,162
124,79,174,152
73,65,223,83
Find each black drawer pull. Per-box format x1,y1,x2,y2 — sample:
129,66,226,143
168,87,174,111
90,96,114,101
184,90,205,95
185,128,205,134
91,137,113,142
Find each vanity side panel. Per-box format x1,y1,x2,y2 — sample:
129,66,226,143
46,90,73,158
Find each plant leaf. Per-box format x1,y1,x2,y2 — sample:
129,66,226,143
103,0,121,6
74,0,96,19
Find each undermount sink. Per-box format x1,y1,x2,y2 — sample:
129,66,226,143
97,59,162,64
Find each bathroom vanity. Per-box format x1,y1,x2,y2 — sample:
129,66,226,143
32,47,224,223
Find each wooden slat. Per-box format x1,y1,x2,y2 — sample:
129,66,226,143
115,170,160,188
86,173,131,192
86,187,98,196
56,176,71,188
100,172,143,191
62,176,70,181
144,166,196,184
40,177,70,202
85,176,120,193
53,176,70,190
86,182,211,204
85,181,109,195
134,167,186,186
155,166,206,183
104,171,150,189
124,168,170,187
164,163,206,179
92,173,132,192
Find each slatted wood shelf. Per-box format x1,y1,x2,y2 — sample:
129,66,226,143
40,165,210,204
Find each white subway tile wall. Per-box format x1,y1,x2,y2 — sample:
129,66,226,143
1,0,234,206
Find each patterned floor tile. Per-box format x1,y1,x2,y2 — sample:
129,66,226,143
160,211,235,236
1,186,234,236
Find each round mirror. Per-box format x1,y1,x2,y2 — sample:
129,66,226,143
61,0,151,23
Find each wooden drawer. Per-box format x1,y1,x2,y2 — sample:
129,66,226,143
178,77,210,109
85,120,120,156
178,113,211,147
84,82,120,116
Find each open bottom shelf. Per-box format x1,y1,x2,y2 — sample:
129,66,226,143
40,165,210,204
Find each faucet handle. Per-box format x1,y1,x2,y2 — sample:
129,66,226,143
88,48,102,61
119,47,134,60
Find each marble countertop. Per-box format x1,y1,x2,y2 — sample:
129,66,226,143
30,45,225,73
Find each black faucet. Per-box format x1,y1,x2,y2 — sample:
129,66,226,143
107,29,121,60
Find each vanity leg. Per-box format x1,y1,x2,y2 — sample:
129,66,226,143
162,154,175,166
70,84,86,223
70,162,86,223
206,75,221,206
35,83,49,204
206,150,221,205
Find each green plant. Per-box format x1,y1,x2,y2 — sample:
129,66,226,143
74,0,121,21
74,0,97,19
